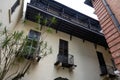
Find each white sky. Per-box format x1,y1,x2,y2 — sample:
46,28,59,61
24,0,98,20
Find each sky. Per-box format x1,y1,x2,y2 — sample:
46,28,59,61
24,0,98,20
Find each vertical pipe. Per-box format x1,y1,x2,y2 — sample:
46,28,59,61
102,0,120,30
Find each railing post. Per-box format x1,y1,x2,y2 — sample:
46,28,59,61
88,19,91,29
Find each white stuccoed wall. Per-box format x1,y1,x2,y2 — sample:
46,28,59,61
12,20,113,80
0,0,23,31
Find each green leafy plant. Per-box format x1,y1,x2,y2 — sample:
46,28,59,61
0,12,57,80
0,27,27,80
35,13,57,32
34,14,57,58
40,41,52,58
0,28,41,80
50,17,57,25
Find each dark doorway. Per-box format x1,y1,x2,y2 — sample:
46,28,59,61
96,51,108,76
58,39,68,64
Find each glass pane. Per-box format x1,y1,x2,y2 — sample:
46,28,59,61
23,46,31,55
26,39,32,46
32,40,38,48
28,30,40,41
30,48,36,55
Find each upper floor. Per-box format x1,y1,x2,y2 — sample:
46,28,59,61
25,0,108,47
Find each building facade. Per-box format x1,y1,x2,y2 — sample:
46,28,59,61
14,20,112,80
0,0,117,80
85,0,120,70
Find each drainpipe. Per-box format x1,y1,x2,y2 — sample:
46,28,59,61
101,0,120,30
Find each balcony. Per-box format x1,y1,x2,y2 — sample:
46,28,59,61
100,65,117,79
25,0,108,47
29,0,100,32
54,54,76,69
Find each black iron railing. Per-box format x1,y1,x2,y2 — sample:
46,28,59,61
55,54,75,68
68,54,74,65
30,0,101,33
57,54,68,64
100,65,117,78
106,65,117,78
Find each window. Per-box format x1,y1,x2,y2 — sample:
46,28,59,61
11,0,20,14
58,39,68,64
96,51,108,76
54,77,69,80
59,39,68,56
54,39,76,68
24,30,40,59
28,30,40,41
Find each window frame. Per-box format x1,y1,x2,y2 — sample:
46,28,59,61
11,0,20,14
59,39,68,55
25,30,41,55
96,51,108,76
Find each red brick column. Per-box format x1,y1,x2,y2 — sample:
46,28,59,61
92,0,120,70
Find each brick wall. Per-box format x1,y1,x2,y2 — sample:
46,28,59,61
92,0,120,70
107,0,120,24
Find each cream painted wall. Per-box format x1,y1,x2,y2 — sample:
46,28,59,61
12,20,113,80
0,0,23,31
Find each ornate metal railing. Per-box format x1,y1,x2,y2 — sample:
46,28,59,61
100,65,117,78
55,54,75,68
30,1,101,33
